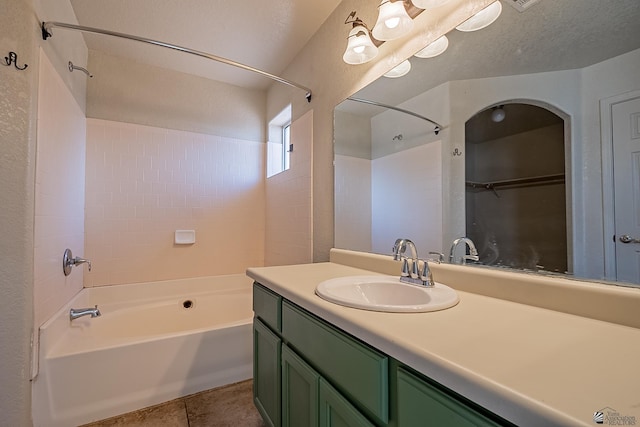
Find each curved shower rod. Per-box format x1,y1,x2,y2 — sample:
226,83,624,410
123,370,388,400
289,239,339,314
42,21,313,102
347,97,443,135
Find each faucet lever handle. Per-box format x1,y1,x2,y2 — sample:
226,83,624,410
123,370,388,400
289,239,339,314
401,258,410,277
410,258,419,279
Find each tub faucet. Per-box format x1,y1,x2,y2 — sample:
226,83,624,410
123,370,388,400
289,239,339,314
392,238,435,287
449,237,479,265
70,305,101,321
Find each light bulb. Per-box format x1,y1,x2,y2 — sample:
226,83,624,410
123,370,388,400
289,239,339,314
373,0,414,41
491,107,506,122
456,1,502,32
343,25,379,65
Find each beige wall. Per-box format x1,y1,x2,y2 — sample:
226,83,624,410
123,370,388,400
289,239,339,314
1,2,38,424
87,50,266,142
85,119,265,285
1,0,89,423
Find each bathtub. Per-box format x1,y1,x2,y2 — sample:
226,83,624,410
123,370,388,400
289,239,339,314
32,274,254,427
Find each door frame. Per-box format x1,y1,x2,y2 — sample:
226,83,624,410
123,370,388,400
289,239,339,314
600,89,640,280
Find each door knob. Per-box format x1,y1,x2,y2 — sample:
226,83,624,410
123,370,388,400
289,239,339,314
619,234,640,244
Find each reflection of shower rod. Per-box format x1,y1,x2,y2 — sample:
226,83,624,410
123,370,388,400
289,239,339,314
68,61,93,77
347,97,444,135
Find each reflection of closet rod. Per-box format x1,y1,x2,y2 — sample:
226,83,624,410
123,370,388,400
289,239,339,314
41,21,313,102
466,173,565,190
347,97,443,134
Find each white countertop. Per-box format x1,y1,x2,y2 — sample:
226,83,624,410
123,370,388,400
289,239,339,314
247,260,640,427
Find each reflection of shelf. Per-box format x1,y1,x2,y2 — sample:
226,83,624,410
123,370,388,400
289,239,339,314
466,174,565,197
466,173,565,190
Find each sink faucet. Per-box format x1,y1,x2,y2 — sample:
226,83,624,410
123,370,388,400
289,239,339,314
70,305,101,321
449,237,479,265
392,238,435,287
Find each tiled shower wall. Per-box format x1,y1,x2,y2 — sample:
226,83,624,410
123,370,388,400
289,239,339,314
85,119,265,286
34,50,87,329
265,110,313,266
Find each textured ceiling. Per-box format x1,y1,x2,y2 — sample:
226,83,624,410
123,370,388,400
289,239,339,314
69,0,342,89
342,0,640,116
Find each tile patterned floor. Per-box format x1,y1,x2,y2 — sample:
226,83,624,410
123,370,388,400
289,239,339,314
81,380,265,427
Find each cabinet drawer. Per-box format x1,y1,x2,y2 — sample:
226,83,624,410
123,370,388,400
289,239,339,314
397,367,506,427
253,282,281,332
282,301,388,424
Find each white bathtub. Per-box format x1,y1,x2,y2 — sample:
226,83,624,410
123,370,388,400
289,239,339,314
32,274,254,427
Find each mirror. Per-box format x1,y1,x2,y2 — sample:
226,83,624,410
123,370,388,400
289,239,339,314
334,0,640,286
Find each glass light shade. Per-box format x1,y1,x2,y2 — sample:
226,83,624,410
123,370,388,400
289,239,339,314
456,1,502,32
372,0,414,41
343,25,379,65
414,35,449,58
411,0,450,9
384,60,411,78
491,107,506,122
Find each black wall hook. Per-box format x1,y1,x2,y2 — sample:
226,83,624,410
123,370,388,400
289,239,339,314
3,52,28,70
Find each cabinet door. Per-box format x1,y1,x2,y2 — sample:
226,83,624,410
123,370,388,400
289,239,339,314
397,368,504,427
319,378,375,427
254,319,281,427
282,344,319,427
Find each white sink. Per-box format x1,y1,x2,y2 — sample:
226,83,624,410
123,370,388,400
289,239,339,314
315,275,459,313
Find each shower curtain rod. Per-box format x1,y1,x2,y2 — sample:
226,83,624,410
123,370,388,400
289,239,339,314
347,97,443,134
41,21,313,102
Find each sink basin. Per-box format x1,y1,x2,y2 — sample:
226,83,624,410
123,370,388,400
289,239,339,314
315,275,459,313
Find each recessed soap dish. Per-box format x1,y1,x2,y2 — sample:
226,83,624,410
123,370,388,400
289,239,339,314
175,230,196,245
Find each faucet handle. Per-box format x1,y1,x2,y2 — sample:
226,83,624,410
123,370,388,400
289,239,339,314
410,258,419,279
401,258,410,277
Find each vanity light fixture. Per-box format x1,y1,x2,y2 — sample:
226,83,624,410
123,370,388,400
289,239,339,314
456,0,503,32
414,35,449,58
343,12,379,65
384,59,412,78
373,0,414,41
411,0,450,10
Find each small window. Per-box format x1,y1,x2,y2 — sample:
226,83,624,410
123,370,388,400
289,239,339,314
267,105,292,178
282,123,291,172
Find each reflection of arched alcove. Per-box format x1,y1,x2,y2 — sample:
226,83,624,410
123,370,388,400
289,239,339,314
465,102,569,273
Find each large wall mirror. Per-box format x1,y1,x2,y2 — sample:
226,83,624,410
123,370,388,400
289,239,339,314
334,0,640,287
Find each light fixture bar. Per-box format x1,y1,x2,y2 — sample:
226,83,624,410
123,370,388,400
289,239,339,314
347,97,443,134
42,21,313,102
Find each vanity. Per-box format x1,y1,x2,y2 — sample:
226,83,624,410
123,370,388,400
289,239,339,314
247,249,640,427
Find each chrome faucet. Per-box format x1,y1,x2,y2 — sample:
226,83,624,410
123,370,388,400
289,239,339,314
449,237,479,265
63,248,92,276
70,305,101,321
392,238,435,287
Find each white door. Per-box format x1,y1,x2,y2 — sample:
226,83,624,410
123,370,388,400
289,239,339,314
612,96,640,284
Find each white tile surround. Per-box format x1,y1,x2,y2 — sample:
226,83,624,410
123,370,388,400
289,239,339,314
85,119,266,286
34,50,87,331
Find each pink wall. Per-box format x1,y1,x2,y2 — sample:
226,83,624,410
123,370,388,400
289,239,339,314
34,50,87,330
84,119,265,286
265,110,313,266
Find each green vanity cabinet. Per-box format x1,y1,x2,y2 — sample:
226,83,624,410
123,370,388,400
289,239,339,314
281,344,319,427
253,319,281,427
252,282,512,427
253,283,283,427
281,301,389,425
397,367,507,426
319,378,375,427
